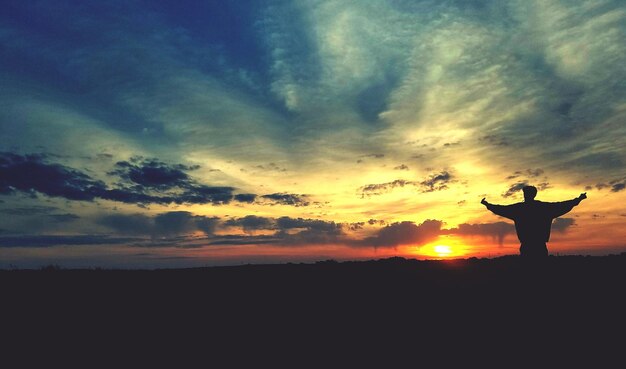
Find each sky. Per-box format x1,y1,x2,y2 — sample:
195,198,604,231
1,0,625,268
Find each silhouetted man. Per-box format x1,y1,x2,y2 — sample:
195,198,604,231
481,186,586,258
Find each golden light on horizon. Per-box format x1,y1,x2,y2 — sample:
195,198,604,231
414,237,472,259
434,245,452,256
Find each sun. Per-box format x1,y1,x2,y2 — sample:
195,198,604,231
408,236,470,259
433,245,452,257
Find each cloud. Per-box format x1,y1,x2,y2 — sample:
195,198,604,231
596,178,626,192
526,169,544,178
207,235,280,246
109,157,199,190
502,181,551,198
360,179,414,196
502,182,529,198
276,217,341,233
0,152,108,201
261,193,310,206
360,171,453,196
356,219,443,248
223,215,342,235
47,213,80,223
96,214,154,236
420,171,453,192
153,211,216,237
552,218,575,233
394,164,409,170
220,215,343,245
0,235,138,248
234,194,257,203
445,222,515,246
108,156,236,205
224,215,275,233
613,183,626,192
98,211,220,238
1,152,309,207
1,206,59,216
506,169,544,180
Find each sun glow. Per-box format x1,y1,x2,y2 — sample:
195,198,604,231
414,237,471,259
433,245,452,256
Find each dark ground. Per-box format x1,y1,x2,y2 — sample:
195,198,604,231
3,255,625,364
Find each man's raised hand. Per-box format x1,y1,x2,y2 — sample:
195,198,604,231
481,197,488,206
579,192,587,200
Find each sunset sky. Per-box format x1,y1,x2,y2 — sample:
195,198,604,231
1,0,625,268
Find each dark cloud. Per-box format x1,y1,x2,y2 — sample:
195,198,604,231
394,164,409,170
420,171,453,192
109,157,199,190
503,181,550,198
207,235,281,246
261,193,310,206
1,206,59,216
97,214,154,236
153,211,209,237
552,218,575,233
445,222,515,246
224,215,275,233
234,193,257,203
0,235,139,248
360,179,415,196
347,222,364,231
108,157,235,205
195,216,220,235
97,211,219,238
0,152,233,205
0,152,304,207
601,178,626,192
526,169,544,178
276,217,341,233
613,183,626,192
0,152,108,201
360,171,453,197
275,217,343,245
506,169,544,180
47,213,80,222
173,185,235,205
221,216,343,245
536,182,551,191
478,135,508,147
356,220,442,248
502,182,528,198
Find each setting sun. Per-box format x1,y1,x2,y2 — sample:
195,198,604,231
434,245,452,256
412,237,473,259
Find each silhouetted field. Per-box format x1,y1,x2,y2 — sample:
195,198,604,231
3,255,625,360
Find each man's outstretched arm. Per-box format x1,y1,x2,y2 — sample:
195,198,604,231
548,193,587,218
481,198,517,220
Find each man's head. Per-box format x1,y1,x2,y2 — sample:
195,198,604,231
522,185,537,201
